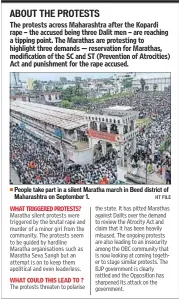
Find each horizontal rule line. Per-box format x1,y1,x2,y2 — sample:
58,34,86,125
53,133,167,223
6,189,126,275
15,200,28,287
1,0,179,2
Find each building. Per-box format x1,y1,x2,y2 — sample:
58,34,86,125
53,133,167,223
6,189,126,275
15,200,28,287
85,106,139,166
42,92,61,105
27,78,34,91
113,73,136,92
75,77,82,82
10,101,92,165
10,94,30,102
60,77,67,84
132,77,171,91
10,101,139,169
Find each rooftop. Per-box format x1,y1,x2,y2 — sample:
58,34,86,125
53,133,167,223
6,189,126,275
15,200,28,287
10,101,87,130
101,105,137,117
105,106,133,111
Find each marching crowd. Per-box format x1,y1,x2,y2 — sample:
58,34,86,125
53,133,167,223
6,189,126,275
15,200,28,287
10,90,171,185
10,124,117,184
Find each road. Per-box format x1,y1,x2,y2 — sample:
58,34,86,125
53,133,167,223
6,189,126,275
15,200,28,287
10,166,22,185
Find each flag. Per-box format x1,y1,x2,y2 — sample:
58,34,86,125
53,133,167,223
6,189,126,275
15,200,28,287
103,177,108,184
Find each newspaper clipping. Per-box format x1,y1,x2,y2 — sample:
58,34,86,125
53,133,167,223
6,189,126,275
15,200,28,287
1,1,179,299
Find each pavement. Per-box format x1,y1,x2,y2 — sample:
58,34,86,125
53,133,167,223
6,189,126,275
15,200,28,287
10,166,22,185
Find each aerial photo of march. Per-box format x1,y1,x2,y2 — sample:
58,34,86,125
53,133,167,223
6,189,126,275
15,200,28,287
10,72,171,185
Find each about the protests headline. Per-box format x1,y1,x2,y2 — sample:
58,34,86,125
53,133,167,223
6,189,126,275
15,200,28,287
10,9,100,17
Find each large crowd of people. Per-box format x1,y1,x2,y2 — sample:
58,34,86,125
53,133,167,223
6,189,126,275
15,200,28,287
87,90,171,179
10,90,171,185
10,124,118,184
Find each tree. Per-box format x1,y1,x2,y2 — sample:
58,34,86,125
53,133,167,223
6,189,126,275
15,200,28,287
71,96,88,105
61,100,72,108
32,80,42,92
45,85,51,92
153,84,158,92
122,78,132,89
75,82,81,95
140,78,146,91
61,86,75,101
51,87,62,92
103,79,112,85
61,85,87,102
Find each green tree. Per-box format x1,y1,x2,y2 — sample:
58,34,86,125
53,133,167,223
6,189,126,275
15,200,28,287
45,85,51,92
122,78,132,89
75,82,81,95
61,87,74,101
61,100,72,108
32,80,42,100
51,86,62,92
61,85,87,102
32,80,42,92
73,95,89,105
103,79,112,85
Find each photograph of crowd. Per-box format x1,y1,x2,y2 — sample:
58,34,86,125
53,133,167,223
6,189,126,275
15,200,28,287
10,72,171,185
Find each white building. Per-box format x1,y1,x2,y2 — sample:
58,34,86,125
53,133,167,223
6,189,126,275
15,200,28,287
10,101,92,165
10,102,140,168
42,92,61,104
10,94,30,102
85,106,139,166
